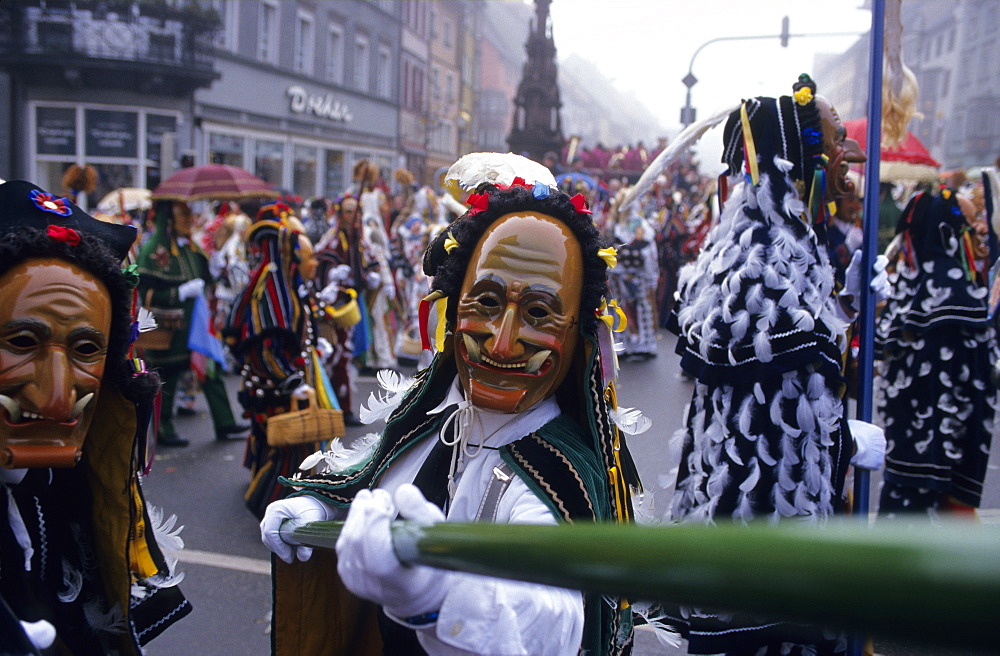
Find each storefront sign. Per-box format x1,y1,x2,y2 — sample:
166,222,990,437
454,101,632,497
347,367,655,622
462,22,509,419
36,106,76,156
85,109,137,158
287,85,353,123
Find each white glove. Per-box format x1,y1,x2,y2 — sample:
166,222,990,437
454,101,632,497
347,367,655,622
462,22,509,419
318,281,341,305
848,419,886,471
316,337,333,359
20,619,55,650
178,278,206,301
871,254,890,303
336,485,447,619
260,495,333,564
843,252,890,310
325,264,353,287
364,270,382,289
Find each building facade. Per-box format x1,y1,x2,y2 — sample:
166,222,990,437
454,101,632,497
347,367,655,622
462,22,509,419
814,0,999,171
196,0,401,199
0,1,218,203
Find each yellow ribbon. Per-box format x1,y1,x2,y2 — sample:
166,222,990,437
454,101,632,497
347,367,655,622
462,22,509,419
434,295,448,352
598,299,628,333
444,230,460,254
597,246,618,270
740,102,760,186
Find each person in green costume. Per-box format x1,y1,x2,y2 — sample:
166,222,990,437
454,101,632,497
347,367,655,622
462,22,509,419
136,199,248,447
260,154,641,656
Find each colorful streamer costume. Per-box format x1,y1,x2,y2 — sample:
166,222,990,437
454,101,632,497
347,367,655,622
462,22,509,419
666,80,856,654
875,190,999,516
225,204,332,519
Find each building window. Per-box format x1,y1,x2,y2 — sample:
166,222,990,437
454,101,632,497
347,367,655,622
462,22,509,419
354,35,370,92
209,133,244,167
255,139,284,187
211,0,240,52
294,10,315,75
430,7,438,40
443,18,453,48
445,71,456,105
377,43,391,99
324,149,345,197
258,0,279,65
326,24,344,84
293,145,318,198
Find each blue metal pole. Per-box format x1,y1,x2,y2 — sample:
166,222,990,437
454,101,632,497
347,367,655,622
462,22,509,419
849,0,885,653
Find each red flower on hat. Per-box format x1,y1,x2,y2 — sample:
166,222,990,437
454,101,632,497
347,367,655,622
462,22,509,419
30,189,72,217
570,194,592,215
47,224,80,246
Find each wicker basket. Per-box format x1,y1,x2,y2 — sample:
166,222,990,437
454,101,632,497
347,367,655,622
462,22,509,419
266,388,345,446
329,289,361,328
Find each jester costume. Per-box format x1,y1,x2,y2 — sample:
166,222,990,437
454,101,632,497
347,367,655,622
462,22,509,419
225,205,335,519
666,81,855,654
875,190,999,516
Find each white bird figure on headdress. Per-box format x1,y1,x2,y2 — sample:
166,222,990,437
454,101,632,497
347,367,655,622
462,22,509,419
445,152,558,192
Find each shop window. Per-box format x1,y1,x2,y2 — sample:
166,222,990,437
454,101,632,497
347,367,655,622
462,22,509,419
85,109,137,159
209,133,244,167
255,140,284,187
325,149,345,198
293,145,318,198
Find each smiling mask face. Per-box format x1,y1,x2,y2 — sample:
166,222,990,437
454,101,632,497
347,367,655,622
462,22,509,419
0,258,112,468
454,212,583,414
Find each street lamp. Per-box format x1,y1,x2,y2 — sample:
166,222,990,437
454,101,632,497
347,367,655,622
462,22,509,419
680,18,861,126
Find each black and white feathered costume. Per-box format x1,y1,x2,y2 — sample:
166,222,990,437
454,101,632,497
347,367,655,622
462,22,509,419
669,93,851,524
665,88,853,655
875,190,999,516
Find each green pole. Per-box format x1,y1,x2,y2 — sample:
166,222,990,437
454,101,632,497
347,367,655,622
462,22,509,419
286,519,1000,651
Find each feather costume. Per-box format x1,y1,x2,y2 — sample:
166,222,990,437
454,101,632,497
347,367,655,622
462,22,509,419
664,83,852,655
875,190,999,515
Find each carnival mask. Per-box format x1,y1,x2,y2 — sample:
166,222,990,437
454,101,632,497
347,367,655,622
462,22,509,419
817,95,866,202
455,212,583,413
0,259,111,468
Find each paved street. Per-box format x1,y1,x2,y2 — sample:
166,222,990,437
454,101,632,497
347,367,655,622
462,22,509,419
141,329,1000,655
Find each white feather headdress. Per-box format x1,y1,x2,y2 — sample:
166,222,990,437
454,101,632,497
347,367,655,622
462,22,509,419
612,105,737,224
445,152,557,192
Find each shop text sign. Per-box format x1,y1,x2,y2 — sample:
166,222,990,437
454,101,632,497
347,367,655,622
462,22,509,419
287,85,353,123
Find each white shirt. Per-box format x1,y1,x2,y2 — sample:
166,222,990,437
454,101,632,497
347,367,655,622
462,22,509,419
377,380,584,656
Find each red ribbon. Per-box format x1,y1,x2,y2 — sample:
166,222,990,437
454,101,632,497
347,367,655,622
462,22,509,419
47,224,80,245
570,194,592,214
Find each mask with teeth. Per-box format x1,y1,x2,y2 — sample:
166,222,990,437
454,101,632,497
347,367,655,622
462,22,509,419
0,258,111,468
817,95,866,203
454,212,583,414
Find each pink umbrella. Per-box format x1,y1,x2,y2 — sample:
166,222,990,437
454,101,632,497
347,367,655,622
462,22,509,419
151,164,279,202
845,118,941,182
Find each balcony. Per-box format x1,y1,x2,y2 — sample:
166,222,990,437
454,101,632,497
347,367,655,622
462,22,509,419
0,1,219,94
